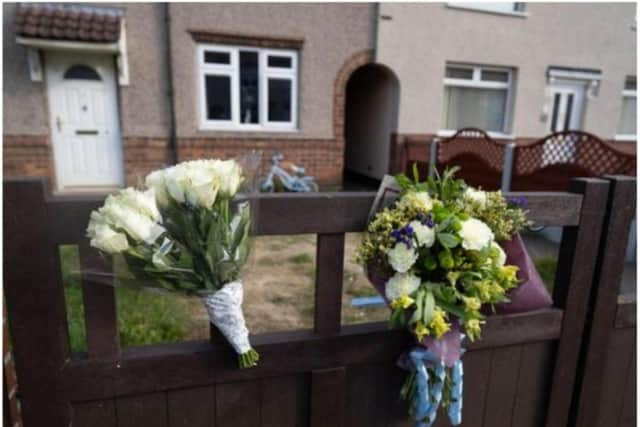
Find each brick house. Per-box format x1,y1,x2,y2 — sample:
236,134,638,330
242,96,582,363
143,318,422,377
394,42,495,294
3,3,636,192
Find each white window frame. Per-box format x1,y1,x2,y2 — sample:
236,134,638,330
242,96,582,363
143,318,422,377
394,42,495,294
439,64,515,138
446,2,528,18
197,44,298,131
615,79,637,141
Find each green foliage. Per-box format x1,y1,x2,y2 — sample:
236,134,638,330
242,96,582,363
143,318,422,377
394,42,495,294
59,245,189,353
534,256,557,291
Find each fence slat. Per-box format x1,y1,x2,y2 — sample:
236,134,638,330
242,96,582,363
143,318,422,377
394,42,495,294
72,400,117,427
574,176,636,427
461,350,492,427
545,178,610,427
311,367,346,427
261,374,310,427
79,240,120,359
215,380,261,427
511,341,555,427
482,346,522,427
167,386,215,427
116,392,168,427
3,179,71,427
314,233,345,336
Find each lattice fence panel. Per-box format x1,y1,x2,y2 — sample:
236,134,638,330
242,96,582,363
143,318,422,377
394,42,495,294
437,128,505,172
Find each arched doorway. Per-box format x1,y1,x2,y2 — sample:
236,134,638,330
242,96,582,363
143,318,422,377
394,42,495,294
343,63,399,184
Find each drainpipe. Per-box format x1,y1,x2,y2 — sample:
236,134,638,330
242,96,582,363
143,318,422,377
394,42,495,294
164,3,178,165
501,143,516,192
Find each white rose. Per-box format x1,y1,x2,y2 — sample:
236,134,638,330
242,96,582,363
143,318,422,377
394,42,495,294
458,218,494,251
121,188,162,223
164,165,189,204
184,164,219,208
409,220,435,248
89,224,129,254
387,242,418,273
465,187,487,208
385,272,421,301
213,159,243,198
491,242,507,266
102,199,165,244
145,169,170,207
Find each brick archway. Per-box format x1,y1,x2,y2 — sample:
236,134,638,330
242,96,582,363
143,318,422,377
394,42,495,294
332,49,375,170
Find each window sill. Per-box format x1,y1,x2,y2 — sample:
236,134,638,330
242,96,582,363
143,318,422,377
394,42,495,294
446,4,529,18
198,124,299,134
614,134,637,142
437,130,515,140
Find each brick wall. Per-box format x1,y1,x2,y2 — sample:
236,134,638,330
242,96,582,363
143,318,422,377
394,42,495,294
122,137,171,187
3,135,52,179
178,138,343,184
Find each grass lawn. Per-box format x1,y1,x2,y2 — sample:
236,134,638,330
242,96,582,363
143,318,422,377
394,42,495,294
60,236,558,353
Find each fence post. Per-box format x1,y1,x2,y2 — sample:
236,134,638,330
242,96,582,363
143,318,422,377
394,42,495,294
501,143,515,192
544,178,609,427
573,175,636,427
428,138,439,178
3,179,72,426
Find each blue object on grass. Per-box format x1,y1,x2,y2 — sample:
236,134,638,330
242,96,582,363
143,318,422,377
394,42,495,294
351,296,386,307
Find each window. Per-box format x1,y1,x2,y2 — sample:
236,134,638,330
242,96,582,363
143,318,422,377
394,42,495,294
616,76,637,140
198,45,298,131
441,64,514,135
447,2,526,16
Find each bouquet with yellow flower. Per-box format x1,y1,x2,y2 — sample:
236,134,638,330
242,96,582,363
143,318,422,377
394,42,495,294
355,166,535,426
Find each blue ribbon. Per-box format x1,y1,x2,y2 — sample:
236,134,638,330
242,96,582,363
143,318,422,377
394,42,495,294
408,346,464,427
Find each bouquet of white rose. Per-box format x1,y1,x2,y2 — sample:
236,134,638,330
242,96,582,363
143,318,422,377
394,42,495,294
86,157,260,368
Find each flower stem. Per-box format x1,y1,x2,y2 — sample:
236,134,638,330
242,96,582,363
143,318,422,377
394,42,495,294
238,348,260,368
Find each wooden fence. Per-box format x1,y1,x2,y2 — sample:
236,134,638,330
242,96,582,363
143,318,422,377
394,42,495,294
2,176,632,427
395,128,636,192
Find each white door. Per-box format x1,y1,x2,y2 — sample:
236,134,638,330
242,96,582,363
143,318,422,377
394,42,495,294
46,51,124,191
543,80,587,165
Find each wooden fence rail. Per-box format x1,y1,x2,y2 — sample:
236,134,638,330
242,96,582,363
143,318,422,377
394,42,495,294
3,177,614,427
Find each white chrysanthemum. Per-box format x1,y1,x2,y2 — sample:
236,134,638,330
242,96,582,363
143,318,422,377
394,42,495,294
89,223,129,254
491,242,507,266
409,220,435,248
387,242,418,273
464,187,487,207
385,272,421,301
400,191,434,212
458,218,494,251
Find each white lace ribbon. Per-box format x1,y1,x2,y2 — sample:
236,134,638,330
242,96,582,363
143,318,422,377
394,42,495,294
202,281,251,354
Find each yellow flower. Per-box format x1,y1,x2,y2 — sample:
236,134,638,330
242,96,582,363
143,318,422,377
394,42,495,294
390,295,415,310
429,308,451,338
446,271,460,286
500,265,519,282
462,296,481,312
414,321,430,341
474,280,492,301
465,318,485,341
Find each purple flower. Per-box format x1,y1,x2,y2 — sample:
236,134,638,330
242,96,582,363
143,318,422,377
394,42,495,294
423,213,435,228
508,196,528,209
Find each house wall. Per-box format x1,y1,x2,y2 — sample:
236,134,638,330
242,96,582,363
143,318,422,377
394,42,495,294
168,3,377,183
376,2,637,147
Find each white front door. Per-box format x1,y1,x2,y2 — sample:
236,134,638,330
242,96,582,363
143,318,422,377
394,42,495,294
543,80,587,165
46,51,124,191
548,81,585,133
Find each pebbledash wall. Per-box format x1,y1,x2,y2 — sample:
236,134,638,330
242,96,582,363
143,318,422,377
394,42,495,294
2,2,377,186
377,3,637,157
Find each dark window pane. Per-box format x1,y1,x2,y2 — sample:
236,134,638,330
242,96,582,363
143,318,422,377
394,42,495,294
481,70,509,82
513,2,526,12
239,51,259,124
205,75,231,120
446,67,473,79
625,76,637,91
64,65,101,81
204,51,230,64
268,79,292,122
550,93,560,131
564,94,574,131
268,56,292,68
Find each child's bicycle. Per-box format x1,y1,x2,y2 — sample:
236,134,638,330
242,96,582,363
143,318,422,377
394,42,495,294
261,153,319,192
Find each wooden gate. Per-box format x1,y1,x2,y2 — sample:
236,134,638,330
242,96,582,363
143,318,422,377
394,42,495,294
4,178,609,427
573,176,637,427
